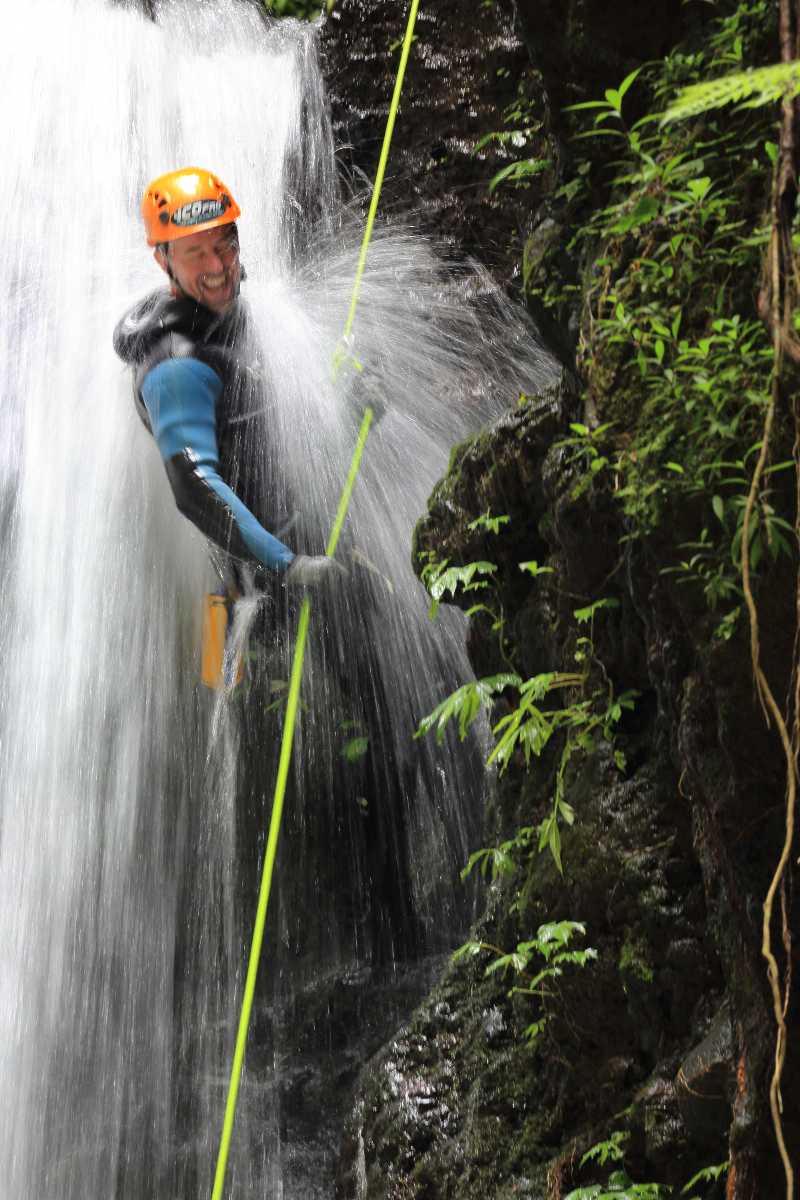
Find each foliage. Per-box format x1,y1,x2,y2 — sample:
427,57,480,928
417,553,635,872
580,1131,629,1167
474,87,549,196
663,59,800,123
555,422,614,495
426,0,790,1189
416,672,520,742
468,511,511,535
453,920,597,1045
264,0,325,19
488,157,550,195
522,0,791,639
419,552,497,619
562,1139,729,1200
564,1173,665,1200
341,735,369,762
682,1162,730,1193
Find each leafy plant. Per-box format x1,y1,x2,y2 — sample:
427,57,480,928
564,67,643,141
468,511,511,535
564,1173,665,1200
473,85,550,195
663,59,800,123
488,157,550,194
580,1131,629,1167
562,1151,729,1200
453,920,597,1045
416,672,520,742
418,554,497,619
417,585,635,872
555,422,615,497
531,10,792,626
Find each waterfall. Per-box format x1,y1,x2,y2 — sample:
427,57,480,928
0,1,554,1195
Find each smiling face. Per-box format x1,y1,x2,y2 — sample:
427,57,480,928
155,224,241,314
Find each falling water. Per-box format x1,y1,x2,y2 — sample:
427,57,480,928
0,1,555,1196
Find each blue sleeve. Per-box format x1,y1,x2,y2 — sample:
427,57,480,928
141,357,294,572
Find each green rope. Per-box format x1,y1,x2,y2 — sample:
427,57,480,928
210,4,420,1196
342,0,420,345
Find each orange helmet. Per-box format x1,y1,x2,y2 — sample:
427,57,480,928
141,166,241,247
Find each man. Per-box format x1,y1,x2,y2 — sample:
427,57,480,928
113,166,343,597
115,166,421,962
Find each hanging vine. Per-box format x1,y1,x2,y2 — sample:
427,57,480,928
743,1,799,1195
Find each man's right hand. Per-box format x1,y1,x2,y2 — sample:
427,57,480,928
284,555,349,594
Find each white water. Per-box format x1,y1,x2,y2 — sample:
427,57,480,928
0,1,554,1195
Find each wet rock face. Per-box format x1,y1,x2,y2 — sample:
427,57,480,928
321,0,799,1193
321,0,551,288
337,388,723,1198
338,402,799,1194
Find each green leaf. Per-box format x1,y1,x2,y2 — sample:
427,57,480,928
452,940,485,962
519,560,555,577
579,1129,629,1168
536,920,586,950
426,560,497,602
416,672,521,743
610,195,660,234
341,736,369,762
563,99,616,112
712,494,725,522
574,597,620,623
682,1161,729,1192
538,816,563,873
523,1018,548,1044
468,512,510,535
485,951,526,976
488,157,548,194
618,65,642,102
559,799,576,826
686,175,712,203
662,60,800,124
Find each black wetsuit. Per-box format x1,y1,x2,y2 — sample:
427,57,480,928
114,288,423,962
113,290,296,580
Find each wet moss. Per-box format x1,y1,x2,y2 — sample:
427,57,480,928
618,932,655,987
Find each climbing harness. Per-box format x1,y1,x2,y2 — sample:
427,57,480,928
210,3,422,1196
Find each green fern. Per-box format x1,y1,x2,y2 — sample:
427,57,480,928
663,60,800,123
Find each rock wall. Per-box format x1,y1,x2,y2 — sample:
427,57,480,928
321,0,550,289
324,1,799,1197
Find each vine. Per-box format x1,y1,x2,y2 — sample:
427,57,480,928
741,0,799,1190
668,4,800,1189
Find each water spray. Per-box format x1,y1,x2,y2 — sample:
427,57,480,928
210,3,421,1195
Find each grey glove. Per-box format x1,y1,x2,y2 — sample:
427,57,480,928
284,555,348,592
